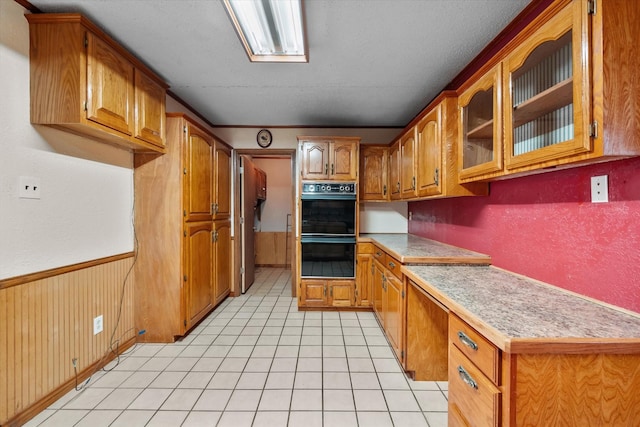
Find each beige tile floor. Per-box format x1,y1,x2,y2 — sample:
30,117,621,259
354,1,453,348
25,268,448,427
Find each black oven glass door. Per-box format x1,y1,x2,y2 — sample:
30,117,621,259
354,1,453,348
301,197,356,236
300,237,355,278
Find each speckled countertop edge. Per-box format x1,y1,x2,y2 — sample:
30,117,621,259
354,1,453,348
403,264,640,352
359,233,491,264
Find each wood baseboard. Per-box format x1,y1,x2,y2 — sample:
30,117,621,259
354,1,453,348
2,337,136,427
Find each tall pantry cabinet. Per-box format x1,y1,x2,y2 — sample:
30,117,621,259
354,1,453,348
134,113,232,343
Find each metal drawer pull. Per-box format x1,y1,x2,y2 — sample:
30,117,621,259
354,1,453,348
376,251,383,257
457,366,478,390
457,331,479,351
388,261,396,268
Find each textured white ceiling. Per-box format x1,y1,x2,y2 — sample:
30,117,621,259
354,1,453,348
28,0,530,127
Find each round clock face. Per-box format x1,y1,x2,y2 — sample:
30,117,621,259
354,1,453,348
257,129,272,148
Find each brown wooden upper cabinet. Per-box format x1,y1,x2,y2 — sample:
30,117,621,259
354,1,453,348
214,144,232,219
503,0,587,171
372,93,487,201
399,129,417,199
184,125,214,223
388,141,401,200
359,146,388,201
415,104,442,197
458,64,503,182
134,70,166,148
299,137,359,181
459,0,640,182
85,32,134,137
26,14,167,153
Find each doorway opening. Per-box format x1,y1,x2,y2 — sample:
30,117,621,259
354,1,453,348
234,149,297,296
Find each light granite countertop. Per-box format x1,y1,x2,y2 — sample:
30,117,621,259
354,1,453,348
359,233,491,264
403,264,640,353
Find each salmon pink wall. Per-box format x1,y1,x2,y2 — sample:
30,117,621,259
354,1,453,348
408,157,640,313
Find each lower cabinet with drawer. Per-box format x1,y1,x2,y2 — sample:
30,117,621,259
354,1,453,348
447,311,640,426
371,248,406,365
404,264,640,426
449,314,501,427
449,345,501,427
448,311,640,426
355,243,375,307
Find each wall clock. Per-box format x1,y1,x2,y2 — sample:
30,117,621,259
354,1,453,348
257,129,272,148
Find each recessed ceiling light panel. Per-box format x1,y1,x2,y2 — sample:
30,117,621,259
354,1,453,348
224,0,308,63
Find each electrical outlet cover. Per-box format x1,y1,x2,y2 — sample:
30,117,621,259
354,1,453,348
18,176,41,199
93,315,103,335
591,175,609,203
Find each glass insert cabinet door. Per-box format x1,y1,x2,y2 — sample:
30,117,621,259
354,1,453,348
458,63,503,181
503,1,590,170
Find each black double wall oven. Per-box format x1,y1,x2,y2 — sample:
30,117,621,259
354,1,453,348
300,182,356,279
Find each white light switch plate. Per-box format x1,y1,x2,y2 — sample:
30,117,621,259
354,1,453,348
591,175,608,203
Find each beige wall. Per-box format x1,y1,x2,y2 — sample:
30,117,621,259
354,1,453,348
0,3,139,423
252,157,291,232
0,1,134,280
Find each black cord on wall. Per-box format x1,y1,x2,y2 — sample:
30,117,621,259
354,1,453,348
73,187,141,391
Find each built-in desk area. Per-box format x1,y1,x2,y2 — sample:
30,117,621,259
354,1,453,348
360,233,640,426
357,234,491,363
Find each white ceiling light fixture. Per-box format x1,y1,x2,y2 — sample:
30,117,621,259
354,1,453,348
223,0,308,63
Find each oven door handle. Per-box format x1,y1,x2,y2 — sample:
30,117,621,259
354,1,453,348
300,236,356,244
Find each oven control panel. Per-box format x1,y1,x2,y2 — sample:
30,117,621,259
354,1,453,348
302,182,356,195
